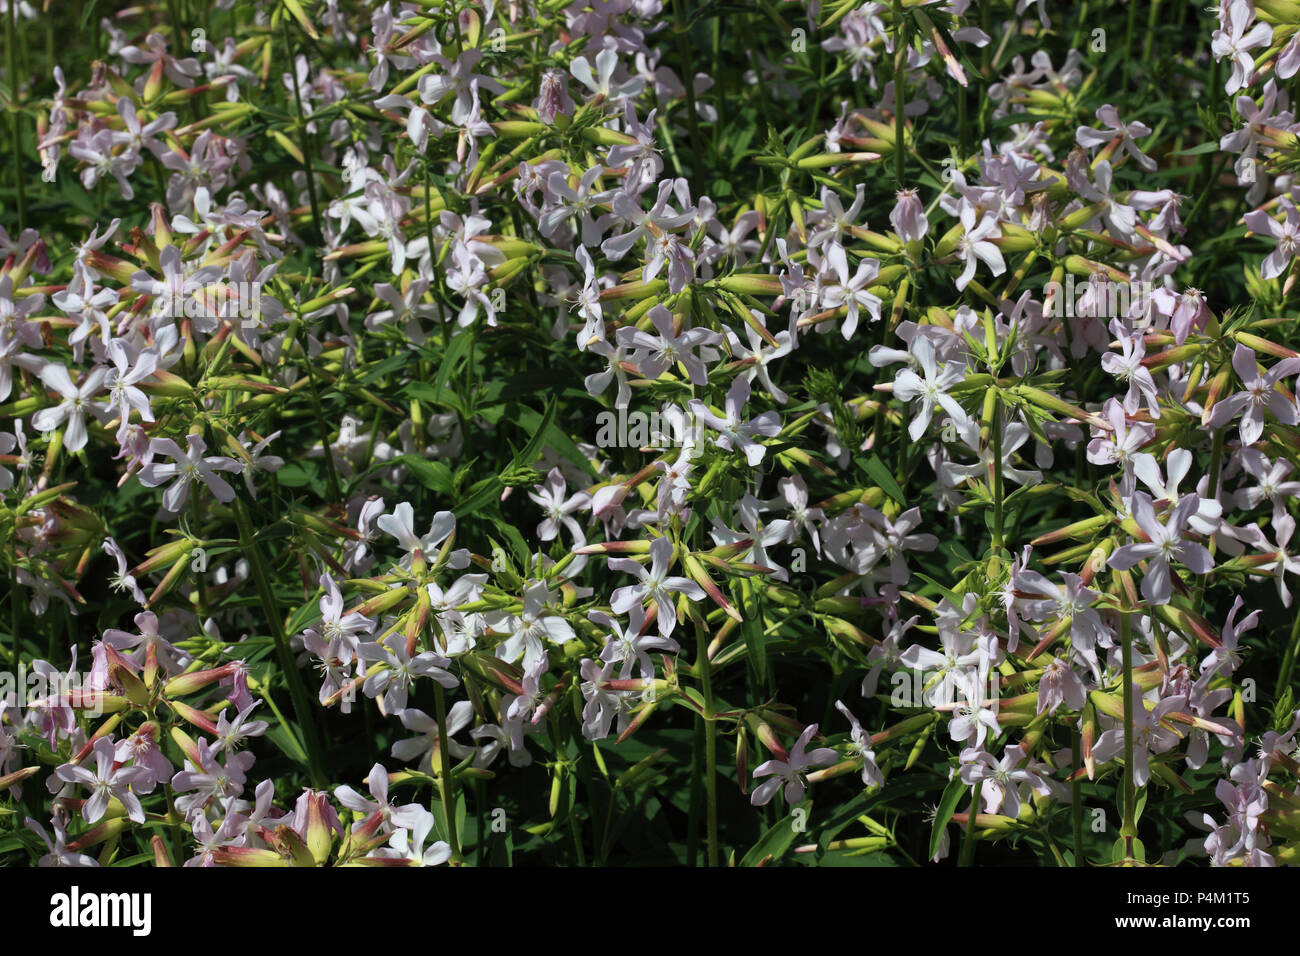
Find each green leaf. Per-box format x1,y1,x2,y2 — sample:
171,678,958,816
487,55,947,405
275,464,312,488
509,393,557,469
740,803,808,866
815,848,900,866
394,454,455,496
405,380,466,417
737,577,767,684
454,474,504,520
1171,141,1220,156
414,328,477,414
930,775,967,862
286,588,326,636
258,682,310,767
514,404,597,478
912,572,964,607
1111,835,1147,864
859,453,907,507
430,790,468,851
454,394,560,520
359,352,412,385
490,518,531,566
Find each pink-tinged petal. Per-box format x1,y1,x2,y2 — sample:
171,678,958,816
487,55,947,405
162,476,190,514
1132,454,1165,497
749,776,782,807
1244,209,1276,235
334,784,372,814
56,765,96,787
63,411,88,452
1075,127,1112,149
1091,729,1124,763
1169,493,1201,533
655,595,678,636
120,791,146,824
1130,492,1160,538
806,747,839,767
1243,22,1274,51
38,363,77,398
1141,558,1172,605
203,473,237,503
609,585,644,615
426,511,456,545
1107,542,1160,570
648,536,673,579
1267,390,1298,425
663,576,706,600
1240,407,1265,447
1179,542,1215,574
83,789,109,824
31,405,68,434
1262,247,1290,281
1205,392,1249,429
1231,343,1259,384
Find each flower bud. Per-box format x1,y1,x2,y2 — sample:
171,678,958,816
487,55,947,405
536,69,573,125
889,188,929,242
164,663,239,698
292,789,342,865
168,699,219,735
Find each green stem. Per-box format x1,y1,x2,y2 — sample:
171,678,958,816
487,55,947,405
892,0,906,188
1044,830,1068,867
422,159,437,277
303,354,342,504
232,497,326,787
697,621,719,866
1070,1,1089,50
190,493,208,621
286,318,342,505
957,77,967,158
1277,608,1300,696
434,681,463,863
958,786,978,866
6,0,25,231
673,0,705,183
1119,605,1137,851
1196,55,1223,204
1196,427,1225,606
283,21,323,244
475,779,487,866
1142,0,1160,63
1071,727,1084,866
164,780,186,864
1122,0,1138,96
9,558,19,669
992,396,1005,551
1184,153,1229,231
686,715,703,865
568,800,587,866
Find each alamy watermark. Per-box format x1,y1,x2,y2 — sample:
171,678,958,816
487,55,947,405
1,663,104,718
49,886,151,935
594,405,705,455
154,280,263,327
1042,275,1155,320
891,666,1001,714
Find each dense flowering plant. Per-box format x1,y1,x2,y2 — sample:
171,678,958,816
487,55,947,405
0,0,1299,869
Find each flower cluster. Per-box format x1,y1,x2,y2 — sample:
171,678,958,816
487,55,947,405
1,0,1299,869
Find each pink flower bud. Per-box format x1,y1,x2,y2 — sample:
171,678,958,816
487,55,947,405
292,789,343,865
890,188,929,242
536,69,573,125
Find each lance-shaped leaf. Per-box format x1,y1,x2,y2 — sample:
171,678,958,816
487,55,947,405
681,553,743,623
